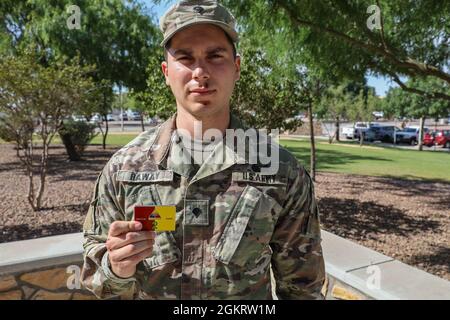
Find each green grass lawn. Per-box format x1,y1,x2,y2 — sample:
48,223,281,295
2,134,449,182
280,138,450,182
0,133,139,146
89,133,139,146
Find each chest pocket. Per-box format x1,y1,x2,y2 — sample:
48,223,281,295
117,171,181,269
212,185,276,268
143,231,181,269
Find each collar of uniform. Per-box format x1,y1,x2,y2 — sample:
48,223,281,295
187,113,252,183
147,112,247,163
147,113,177,166
226,112,251,164
146,112,253,178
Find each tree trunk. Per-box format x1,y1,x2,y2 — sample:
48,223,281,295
328,131,336,144
35,140,49,209
359,128,364,146
140,112,145,132
102,113,109,150
26,142,37,211
60,131,82,161
335,116,340,142
308,102,316,181
418,116,425,151
15,142,20,158
102,93,109,150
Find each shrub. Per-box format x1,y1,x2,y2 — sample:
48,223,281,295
58,119,98,161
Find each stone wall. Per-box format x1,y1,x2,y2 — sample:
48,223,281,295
284,121,324,136
1,232,448,300
0,262,99,300
0,260,369,301
322,275,371,300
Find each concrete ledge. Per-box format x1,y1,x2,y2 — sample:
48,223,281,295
1,231,449,299
322,230,450,300
0,233,84,276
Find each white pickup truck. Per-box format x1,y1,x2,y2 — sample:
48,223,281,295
342,122,374,139
342,126,356,139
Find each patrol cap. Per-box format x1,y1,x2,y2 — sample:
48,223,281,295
159,0,239,47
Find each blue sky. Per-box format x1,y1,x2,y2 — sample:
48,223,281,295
141,0,395,96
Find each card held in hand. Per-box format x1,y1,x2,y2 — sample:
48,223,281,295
134,205,176,231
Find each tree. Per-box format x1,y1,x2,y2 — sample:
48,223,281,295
1,0,160,148
135,50,176,122
292,69,329,181
124,92,148,132
231,45,303,131
222,0,450,101
316,84,355,143
58,119,98,161
0,51,100,211
384,78,449,150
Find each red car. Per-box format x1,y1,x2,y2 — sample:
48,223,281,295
423,131,435,147
435,130,450,148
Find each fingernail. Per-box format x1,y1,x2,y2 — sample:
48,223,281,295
135,222,142,230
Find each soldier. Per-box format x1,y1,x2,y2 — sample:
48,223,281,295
81,0,325,300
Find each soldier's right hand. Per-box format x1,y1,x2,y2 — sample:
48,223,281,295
106,221,156,279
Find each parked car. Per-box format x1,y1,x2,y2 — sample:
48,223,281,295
364,126,400,143
147,117,158,125
362,127,377,142
106,114,115,121
89,113,103,124
423,131,436,147
294,113,307,120
342,126,356,139
72,115,86,122
128,111,142,121
343,122,373,139
119,112,128,121
434,130,450,149
395,127,430,145
353,122,382,140
372,111,384,120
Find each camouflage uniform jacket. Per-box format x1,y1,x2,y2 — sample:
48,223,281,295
81,113,325,300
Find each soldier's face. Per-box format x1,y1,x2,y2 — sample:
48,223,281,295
162,24,240,118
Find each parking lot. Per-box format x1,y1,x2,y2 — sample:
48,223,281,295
320,120,450,152
89,119,450,153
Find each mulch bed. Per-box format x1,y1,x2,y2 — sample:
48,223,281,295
316,172,449,281
0,143,448,280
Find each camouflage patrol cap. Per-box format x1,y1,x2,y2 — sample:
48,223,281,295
159,0,239,47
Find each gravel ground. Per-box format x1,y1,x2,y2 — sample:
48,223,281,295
316,172,449,281
0,143,448,280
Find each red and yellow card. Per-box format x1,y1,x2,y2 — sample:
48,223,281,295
133,205,176,231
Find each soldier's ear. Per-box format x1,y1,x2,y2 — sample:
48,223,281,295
161,61,170,86
234,55,241,82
